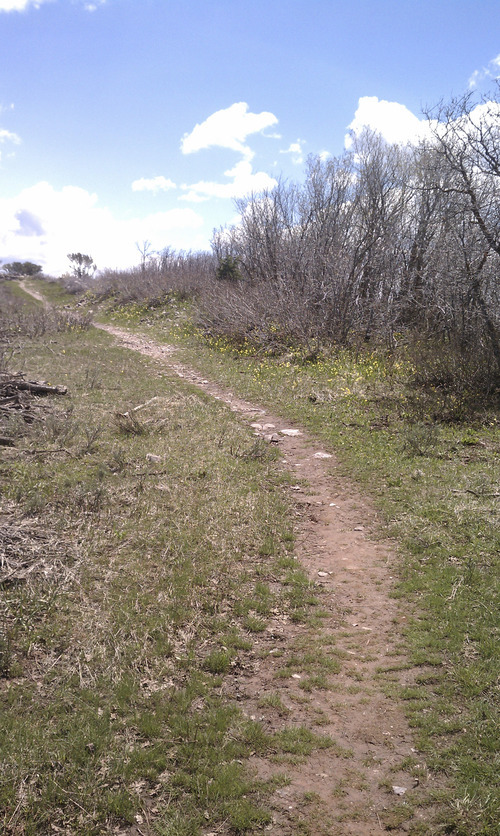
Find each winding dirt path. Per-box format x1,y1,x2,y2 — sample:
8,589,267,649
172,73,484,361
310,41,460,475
97,324,434,835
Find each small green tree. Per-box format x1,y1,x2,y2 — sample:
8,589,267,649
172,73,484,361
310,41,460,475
216,255,241,282
1,261,42,277
67,253,96,281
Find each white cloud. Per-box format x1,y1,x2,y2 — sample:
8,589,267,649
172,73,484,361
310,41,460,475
0,128,21,144
83,0,107,10
0,181,205,274
468,69,482,90
180,160,277,203
178,190,208,204
345,96,431,147
460,100,500,137
468,54,500,89
0,127,21,161
132,176,177,194
318,149,331,161
179,103,279,203
344,95,500,161
0,0,106,9
280,139,305,165
0,0,49,10
181,102,278,162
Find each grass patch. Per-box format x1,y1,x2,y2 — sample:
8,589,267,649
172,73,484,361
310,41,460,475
272,725,334,757
4,279,42,308
27,277,78,306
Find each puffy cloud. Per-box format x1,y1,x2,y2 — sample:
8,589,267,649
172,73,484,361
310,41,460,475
179,103,279,202
181,102,278,161
132,176,177,194
344,95,500,161
0,181,205,274
468,54,500,89
180,160,277,203
345,96,431,147
280,139,305,165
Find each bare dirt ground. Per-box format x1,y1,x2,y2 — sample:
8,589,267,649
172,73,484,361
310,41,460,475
96,325,435,835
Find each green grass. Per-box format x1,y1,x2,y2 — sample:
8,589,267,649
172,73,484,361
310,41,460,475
27,276,78,306
0,300,325,834
4,279,41,308
97,299,500,835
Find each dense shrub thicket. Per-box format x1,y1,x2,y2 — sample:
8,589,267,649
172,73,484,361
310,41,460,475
93,87,500,400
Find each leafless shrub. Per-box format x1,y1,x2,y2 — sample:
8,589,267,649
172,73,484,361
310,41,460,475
402,422,440,456
93,249,216,306
406,337,499,416
60,276,90,295
0,348,14,375
36,409,80,446
1,306,92,340
70,479,108,514
84,367,102,391
78,423,104,456
113,411,146,436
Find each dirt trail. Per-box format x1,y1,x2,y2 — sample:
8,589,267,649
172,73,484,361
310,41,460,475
18,279,50,307
96,324,433,835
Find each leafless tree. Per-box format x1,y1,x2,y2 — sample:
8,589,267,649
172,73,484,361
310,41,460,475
423,84,500,370
136,240,155,278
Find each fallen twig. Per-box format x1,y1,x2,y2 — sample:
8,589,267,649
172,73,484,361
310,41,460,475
452,488,500,498
20,447,75,458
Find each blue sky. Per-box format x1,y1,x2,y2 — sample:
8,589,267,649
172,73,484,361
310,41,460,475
0,0,498,274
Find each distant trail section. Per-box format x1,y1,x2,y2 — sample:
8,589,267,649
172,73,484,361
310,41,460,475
18,280,50,308
96,323,435,835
